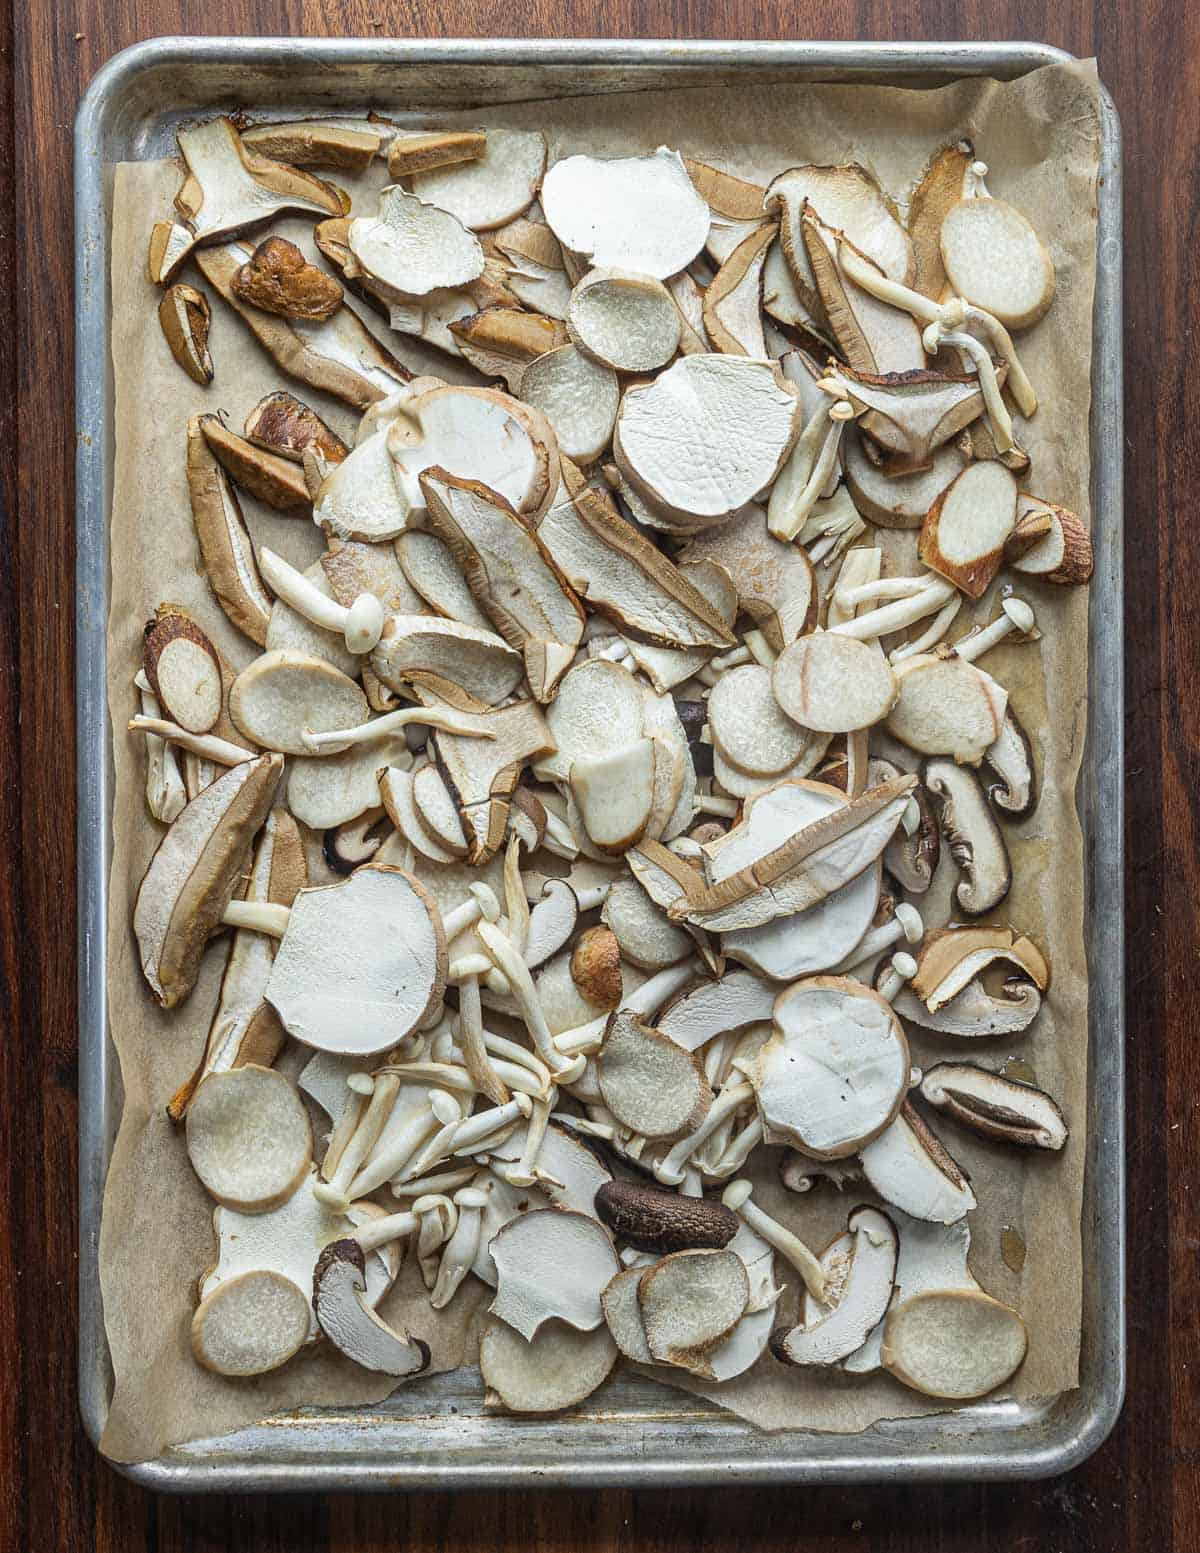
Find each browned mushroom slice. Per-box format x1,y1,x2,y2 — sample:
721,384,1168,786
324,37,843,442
869,758,940,895
231,235,344,321
766,162,915,310
924,758,1011,915
906,139,976,300
427,696,556,864
800,215,925,374
143,607,224,735
186,415,274,646
411,129,546,232
490,216,573,321
702,223,775,357
919,461,1018,598
448,307,568,391
200,417,312,512
244,392,349,466
920,1062,1067,1150
387,128,487,177
240,117,387,172
158,283,214,384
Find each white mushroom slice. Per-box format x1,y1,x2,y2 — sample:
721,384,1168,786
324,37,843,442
519,344,620,465
843,431,963,530
596,1009,713,1138
420,468,585,699
680,507,817,652
191,1269,312,1376
411,762,470,857
656,970,776,1051
772,633,899,734
313,1239,430,1376
313,428,410,543
134,752,284,1008
919,461,1018,598
859,1101,977,1224
229,650,367,756
766,163,915,308
750,978,909,1157
541,148,710,280
667,271,712,354
535,947,616,1036
348,184,484,297
924,758,1011,916
638,1249,750,1375
570,739,656,854
891,975,1043,1038
710,739,829,803
266,564,360,678
429,697,555,863
541,659,645,782
567,268,681,372
483,1121,612,1228
707,665,813,777
321,535,423,620
886,654,1008,764
601,1267,657,1363
380,766,461,864
410,129,546,231
491,217,573,318
480,1316,618,1413
186,415,274,647
1006,497,1095,585
288,734,410,830
640,691,698,844
265,863,446,1055
142,610,223,735
385,288,478,356
602,875,693,970
449,306,569,390
186,1065,312,1211
774,1206,896,1366
939,161,1054,329
393,531,493,632
370,616,524,709
703,224,774,357
800,218,925,375
489,1209,619,1339
882,1289,1028,1399
919,1063,1068,1150
614,356,802,526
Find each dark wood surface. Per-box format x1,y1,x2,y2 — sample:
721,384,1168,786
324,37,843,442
1,0,1187,1546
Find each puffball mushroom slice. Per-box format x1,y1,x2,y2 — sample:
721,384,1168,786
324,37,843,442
410,129,546,231
519,345,620,466
939,162,1055,330
567,268,682,372
541,148,710,280
772,634,899,735
191,1269,312,1377
348,184,484,298
637,1249,750,1374
489,1209,620,1339
859,1101,977,1224
134,752,284,1008
707,665,814,777
229,650,368,756
570,740,657,854
886,653,1008,764
751,978,910,1158
480,1316,618,1414
595,1009,713,1139
186,1065,312,1211
882,1288,1028,1399
265,863,446,1056
313,1239,430,1377
614,356,803,525
919,461,1018,599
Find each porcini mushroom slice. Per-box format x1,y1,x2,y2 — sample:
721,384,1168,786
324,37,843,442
919,461,1018,598
843,432,964,531
411,762,470,857
229,650,367,756
566,268,682,372
982,710,1037,818
428,697,555,863
519,344,620,466
602,874,694,970
939,164,1055,329
542,659,646,781
288,734,411,831
232,234,344,321
1006,497,1095,586
200,417,312,512
542,148,710,280
449,306,569,391
489,1208,619,1339
595,1180,738,1253
186,415,274,646
774,1207,897,1366
371,617,523,709
859,1101,977,1224
772,634,899,735
908,140,975,301
656,969,776,1050
380,766,460,865
410,129,546,231
241,117,386,172
313,1238,430,1376
158,283,214,384
387,127,487,178
492,217,573,320
703,224,775,358
708,664,814,777
614,356,802,526
143,608,224,735
570,739,657,854
638,1249,750,1374
480,1316,618,1414
191,1269,311,1376
311,428,409,543
265,863,446,1055
680,507,817,652
349,184,485,298
134,752,284,1008
596,1009,713,1139
882,1289,1028,1399
925,758,1011,915
393,531,492,632
245,391,349,466
186,1065,312,1211
886,653,1008,764
920,1062,1068,1150
800,217,925,375
766,163,915,307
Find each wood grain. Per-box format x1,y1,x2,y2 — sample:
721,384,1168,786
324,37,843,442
2,0,1187,1546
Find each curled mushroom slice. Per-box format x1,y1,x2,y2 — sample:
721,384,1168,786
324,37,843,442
370,617,524,710
637,1248,750,1376
601,1266,658,1363
232,235,344,322
925,758,1011,916
596,1009,713,1139
186,1065,312,1211
480,1316,618,1414
489,1208,619,1339
910,925,1049,1013
158,283,214,384
595,1180,738,1253
891,974,1043,1039
191,1269,312,1376
348,184,485,298
245,391,349,466
870,759,940,895
939,161,1055,329
567,268,682,372
825,364,992,470
134,752,284,1007
772,634,899,735
883,1288,1028,1399
313,1238,430,1376
186,415,274,646
541,148,710,279
859,1101,977,1223
708,664,814,777
919,1063,1068,1150
410,129,546,231
800,217,925,375
919,461,1018,598
773,1207,897,1366
886,652,1008,764
656,970,776,1050
1006,497,1094,586
983,709,1037,819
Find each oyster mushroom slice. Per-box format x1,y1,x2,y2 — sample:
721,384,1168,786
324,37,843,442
919,1063,1068,1150
925,758,1011,916
410,129,546,231
191,1269,311,1377
708,664,813,778
919,461,1018,599
774,1206,897,1366
370,616,524,710
595,1180,739,1253
614,356,802,526
859,1101,977,1223
134,751,284,1008
541,148,710,279
480,1316,618,1414
229,650,367,756
186,415,274,647
772,634,899,735
638,1248,750,1375
265,863,446,1056
186,1065,312,1211
348,185,485,298
567,268,682,372
885,652,1008,764
882,1288,1028,1399
313,1239,430,1376
489,1208,619,1339
939,161,1055,329
595,1009,713,1139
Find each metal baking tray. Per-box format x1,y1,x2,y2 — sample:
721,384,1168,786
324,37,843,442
75,37,1124,1490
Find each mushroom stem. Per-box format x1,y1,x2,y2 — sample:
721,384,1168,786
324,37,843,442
721,1179,826,1301
711,644,753,673
477,921,587,1082
679,1166,704,1198
889,596,962,663
710,1116,764,1177
301,707,497,755
431,1184,491,1309
655,1080,754,1186
352,1207,420,1254
503,834,531,956
389,1166,477,1198
259,547,386,654
221,900,291,938
836,242,943,325
322,1089,369,1182
553,958,702,1057
455,972,510,1106
921,322,1016,454
315,1071,403,1210
134,673,186,823
876,951,919,1003
396,1089,469,1182
834,903,924,976
440,881,501,943
573,882,611,913
768,405,851,543
954,598,1037,663
451,1093,535,1155
351,1098,454,1198
835,576,933,611
127,715,255,767
479,1029,554,1090
376,1060,478,1092
743,629,777,667
695,793,739,818
962,306,1037,416
828,576,958,641
415,1194,459,1289
503,1094,553,1186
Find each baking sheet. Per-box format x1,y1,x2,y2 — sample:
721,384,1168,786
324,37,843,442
97,58,1103,1463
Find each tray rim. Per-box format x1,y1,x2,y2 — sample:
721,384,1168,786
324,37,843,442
74,34,1124,1491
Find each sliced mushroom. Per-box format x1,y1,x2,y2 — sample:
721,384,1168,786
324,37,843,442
890,974,1043,1038
595,1008,713,1138
982,709,1037,818
655,970,776,1050
602,874,694,970
939,160,1054,329
410,129,546,231
148,220,198,286
479,1315,618,1413
638,1248,750,1375
870,759,940,895
241,118,387,173
1006,497,1095,585
489,1208,619,1339
859,1101,977,1223
707,664,814,777
773,1207,897,1366
519,344,621,465
324,806,392,874
393,530,493,632
289,733,411,831
702,223,775,358
680,507,817,652
428,696,555,863
885,652,1008,764
925,758,1011,915
595,1179,738,1253
601,1266,658,1362
569,740,656,854
348,184,485,298
919,1062,1068,1150
772,633,899,735
370,616,523,710
910,925,1049,1012
828,364,997,470
566,268,681,372
541,658,645,781
541,148,710,279
490,217,572,320
186,415,274,646
191,1269,311,1376
142,607,223,735
918,461,1018,598
229,650,367,755
800,216,925,375
186,1065,312,1210
200,416,312,512
411,762,470,858
313,1238,430,1376
882,1288,1028,1399
907,139,975,300
158,283,214,384
843,431,964,530
231,235,344,321
766,163,915,311
244,391,348,466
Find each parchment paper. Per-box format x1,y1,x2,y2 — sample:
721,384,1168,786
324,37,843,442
98,59,1104,1462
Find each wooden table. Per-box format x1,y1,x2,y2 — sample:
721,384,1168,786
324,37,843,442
1,0,1186,1546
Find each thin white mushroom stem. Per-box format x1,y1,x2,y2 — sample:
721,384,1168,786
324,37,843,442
301,707,497,755
962,305,1037,415
441,882,502,944
710,1116,764,1177
921,321,1016,454
679,1167,704,1198
654,1081,755,1185
134,673,186,823
834,903,924,976
769,404,852,543
954,597,1038,663
702,1031,739,1088
376,1060,477,1092
446,1053,543,1098
479,1029,553,1090
694,664,720,688
836,242,943,325
372,1101,463,1192
455,971,510,1107
503,1093,554,1186
476,921,586,1082
743,629,777,667
573,882,611,913
127,716,255,766
314,1071,403,1210
695,793,739,818
835,576,932,611
721,1180,826,1302
828,576,958,641
876,951,919,1004
220,899,291,937
503,834,530,956
352,1207,420,1254
389,1166,476,1198
431,1184,491,1309
889,595,962,663
540,809,580,860
321,1089,369,1182
415,1194,459,1288
570,1115,615,1141
396,1089,470,1182
553,958,702,1058
258,546,385,654
450,1093,534,1156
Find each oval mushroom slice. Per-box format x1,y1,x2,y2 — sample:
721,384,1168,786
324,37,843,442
638,1248,750,1375
542,658,645,781
313,1238,430,1376
596,1180,739,1253
191,1269,312,1377
939,166,1054,329
541,148,710,279
708,664,813,777
774,1206,897,1366
602,875,694,970
919,461,1018,599
186,415,274,646
480,1316,618,1414
859,1101,977,1224
601,1266,657,1363
186,1065,313,1211
924,758,1011,916
882,1288,1028,1399
394,530,493,631
919,1063,1068,1150
519,344,620,466
143,610,224,734
265,863,446,1055
886,653,1008,764
656,969,777,1051
489,1208,620,1339
567,268,682,372
411,129,547,231
596,1009,713,1139
230,650,368,755
370,616,524,709
750,978,909,1158
772,634,899,734
570,739,656,854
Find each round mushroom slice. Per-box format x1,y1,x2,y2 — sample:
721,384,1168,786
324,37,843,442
191,1269,312,1377
939,163,1055,330
596,1009,713,1139
230,650,368,756
186,1066,312,1212
480,1316,618,1414
489,1209,620,1340
708,664,813,777
567,268,682,372
637,1248,750,1376
601,1266,657,1363
885,654,1007,764
773,1206,897,1367
313,1239,430,1377
602,874,694,970
772,634,898,735
882,1288,1028,1399
519,345,619,466
143,609,224,734
749,978,909,1158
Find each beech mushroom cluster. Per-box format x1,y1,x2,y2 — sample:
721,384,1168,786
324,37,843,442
135,114,1079,1413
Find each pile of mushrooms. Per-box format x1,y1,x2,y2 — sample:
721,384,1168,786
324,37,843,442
135,116,1081,1415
